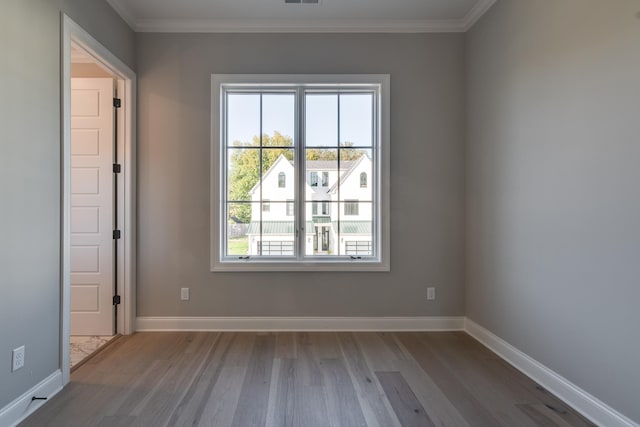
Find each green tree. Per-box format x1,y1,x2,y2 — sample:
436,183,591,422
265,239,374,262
228,132,294,223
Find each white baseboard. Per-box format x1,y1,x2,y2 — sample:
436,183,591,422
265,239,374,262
464,319,638,427
136,316,465,332
0,370,63,427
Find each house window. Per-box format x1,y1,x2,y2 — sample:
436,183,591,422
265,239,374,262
321,202,330,216
344,200,359,216
212,74,390,271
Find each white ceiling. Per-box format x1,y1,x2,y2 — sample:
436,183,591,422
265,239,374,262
106,0,496,33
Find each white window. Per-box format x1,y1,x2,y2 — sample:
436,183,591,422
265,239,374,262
344,200,359,216
211,74,390,271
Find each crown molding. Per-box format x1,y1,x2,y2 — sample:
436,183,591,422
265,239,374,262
106,0,137,29
106,0,496,33
134,18,469,33
462,0,497,31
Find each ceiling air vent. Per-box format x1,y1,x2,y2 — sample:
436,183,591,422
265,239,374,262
285,0,320,4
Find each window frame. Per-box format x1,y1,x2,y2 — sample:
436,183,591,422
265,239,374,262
211,74,390,272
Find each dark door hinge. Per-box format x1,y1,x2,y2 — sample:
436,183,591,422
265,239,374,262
113,163,122,173
113,230,121,240
113,98,121,108
113,295,121,305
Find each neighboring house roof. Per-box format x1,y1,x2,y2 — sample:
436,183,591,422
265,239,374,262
247,221,315,234
328,154,370,193
307,160,354,170
248,154,290,195
247,221,371,235
335,221,372,234
248,153,370,195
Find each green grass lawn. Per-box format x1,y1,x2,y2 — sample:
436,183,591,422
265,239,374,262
228,237,248,255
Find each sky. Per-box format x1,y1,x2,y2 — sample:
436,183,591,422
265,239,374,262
227,92,373,147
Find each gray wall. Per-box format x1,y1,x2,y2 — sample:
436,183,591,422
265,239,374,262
466,0,640,422
0,0,134,409
136,33,466,317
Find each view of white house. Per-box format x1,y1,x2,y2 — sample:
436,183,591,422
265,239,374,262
244,154,373,256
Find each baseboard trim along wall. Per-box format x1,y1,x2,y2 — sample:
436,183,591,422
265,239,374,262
136,316,466,332
464,319,639,427
0,370,63,427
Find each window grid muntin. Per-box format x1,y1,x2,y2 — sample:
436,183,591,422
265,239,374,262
220,84,380,263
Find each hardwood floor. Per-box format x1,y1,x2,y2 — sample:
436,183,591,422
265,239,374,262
20,332,595,427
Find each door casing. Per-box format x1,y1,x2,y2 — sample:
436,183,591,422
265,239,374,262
61,14,137,386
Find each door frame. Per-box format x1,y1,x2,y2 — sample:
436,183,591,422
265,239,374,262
61,14,137,385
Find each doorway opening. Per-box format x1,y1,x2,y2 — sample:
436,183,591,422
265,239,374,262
61,15,136,384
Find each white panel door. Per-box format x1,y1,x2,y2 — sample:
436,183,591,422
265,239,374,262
70,78,115,336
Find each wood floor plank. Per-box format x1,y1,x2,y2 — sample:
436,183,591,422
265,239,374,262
19,332,596,427
319,358,368,427
166,333,237,426
376,371,436,427
490,358,597,427
270,341,332,427
96,416,136,427
355,332,400,371
391,359,472,427
230,334,276,427
196,366,248,427
275,332,297,359
397,333,502,427
419,333,540,427
337,332,401,427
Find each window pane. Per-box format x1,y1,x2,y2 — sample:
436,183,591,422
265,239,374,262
305,94,338,147
339,202,373,256
339,148,373,202
305,202,338,256
306,148,337,200
226,203,253,256
340,93,374,147
255,213,295,256
262,149,294,202
227,148,260,202
263,94,295,147
227,93,260,147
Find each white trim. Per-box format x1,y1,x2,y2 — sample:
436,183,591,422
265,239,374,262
211,74,390,272
105,0,496,33
465,319,639,427
461,0,497,32
136,316,465,332
61,14,137,388
105,0,137,30
0,370,63,427
135,18,469,33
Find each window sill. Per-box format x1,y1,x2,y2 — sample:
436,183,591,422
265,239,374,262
211,259,390,272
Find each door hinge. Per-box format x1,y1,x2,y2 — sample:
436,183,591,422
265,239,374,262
113,98,121,108
113,230,121,240
113,295,121,305
113,163,122,174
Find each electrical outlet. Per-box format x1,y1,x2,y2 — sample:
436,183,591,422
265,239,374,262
12,346,25,372
427,287,436,301
180,287,190,301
